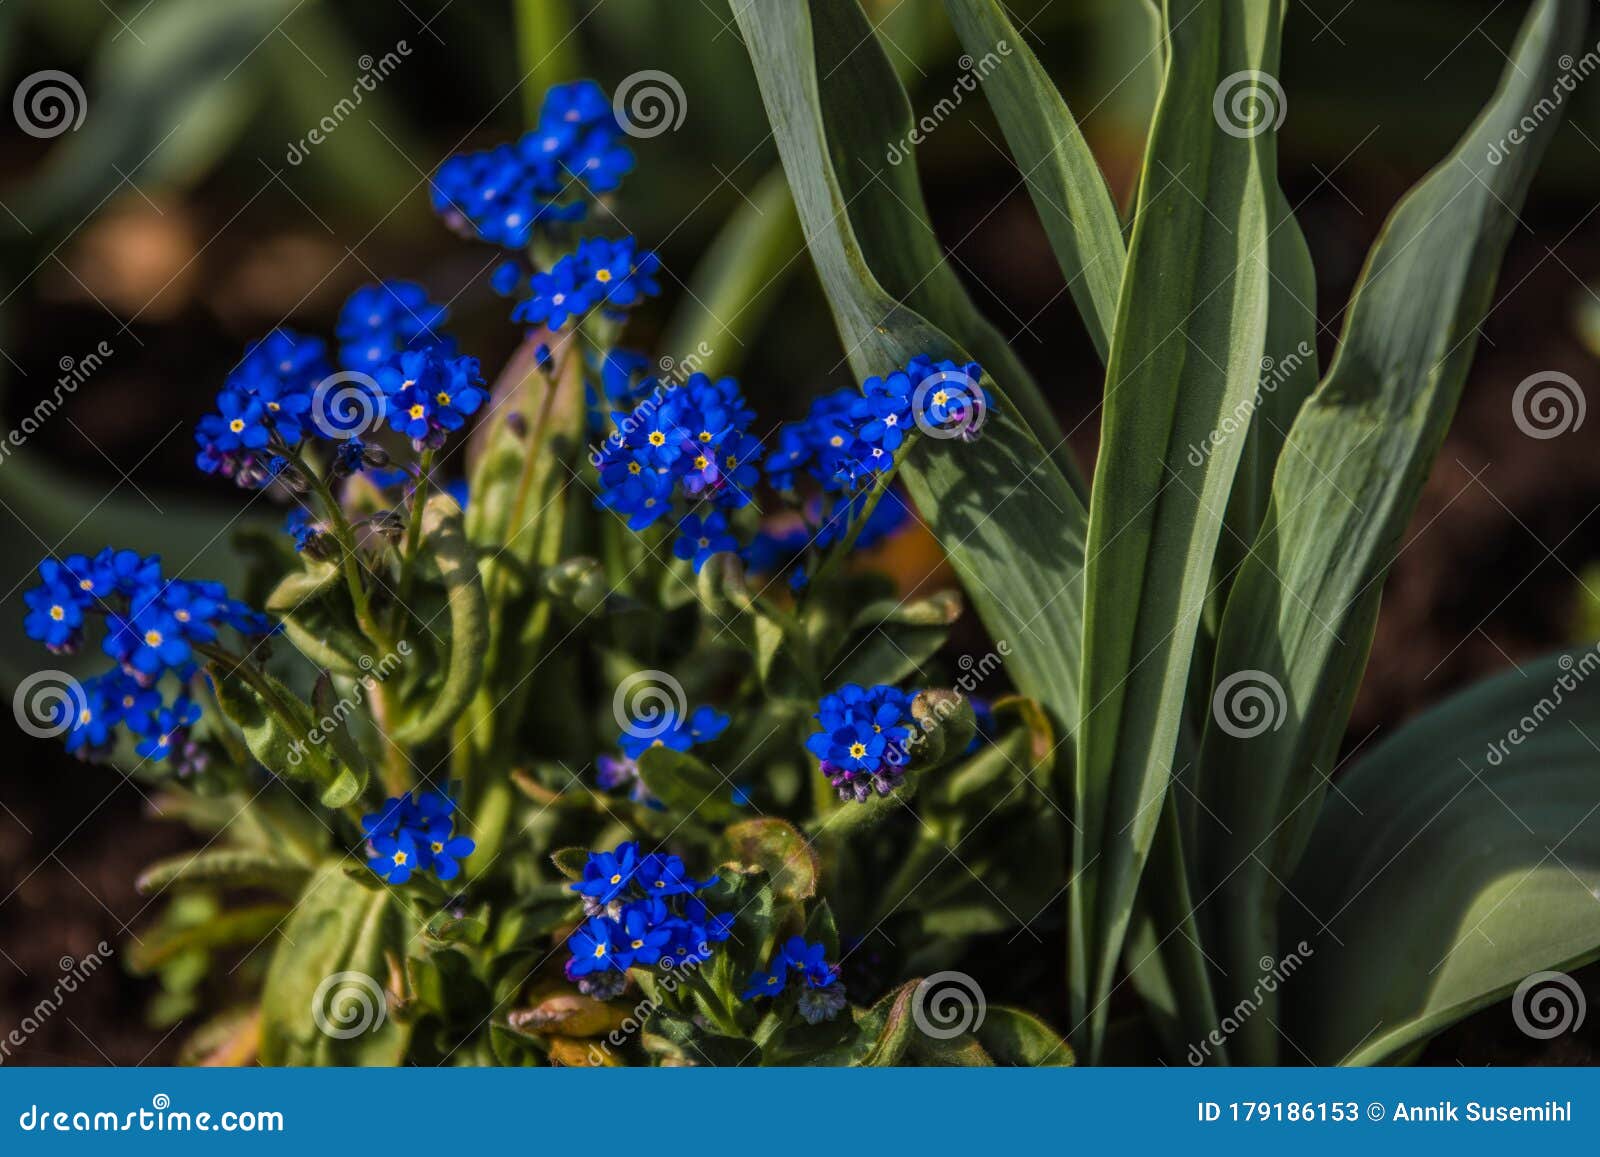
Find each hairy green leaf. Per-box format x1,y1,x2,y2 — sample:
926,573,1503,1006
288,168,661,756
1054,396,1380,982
136,849,311,898
259,864,412,1065
392,494,488,746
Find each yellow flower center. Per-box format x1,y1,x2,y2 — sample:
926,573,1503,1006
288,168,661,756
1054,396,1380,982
698,430,712,443
933,389,949,406
648,431,666,447
392,851,408,866
724,455,738,469
697,537,710,549
49,605,65,621
144,630,163,647
694,455,709,470
593,942,608,958
78,708,92,725
609,873,622,885
122,696,135,709
229,419,246,434
408,404,425,420
552,293,565,305
829,435,844,448
595,268,613,283
849,742,867,759
175,610,191,622
627,462,642,475
267,401,280,412
436,392,452,406
630,939,644,950
431,841,444,854
78,579,93,591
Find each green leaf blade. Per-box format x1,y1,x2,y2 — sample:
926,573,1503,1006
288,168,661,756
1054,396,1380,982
942,0,1127,362
1194,0,1586,1063
1074,0,1282,1057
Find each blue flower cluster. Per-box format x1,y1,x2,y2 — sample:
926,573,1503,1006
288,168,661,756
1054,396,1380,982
336,280,453,374
363,789,477,885
430,80,632,248
194,329,330,486
597,704,730,805
372,346,487,448
765,357,989,496
508,235,660,333
565,841,732,999
196,282,482,483
22,549,273,764
805,683,921,802
592,372,763,569
741,936,847,1024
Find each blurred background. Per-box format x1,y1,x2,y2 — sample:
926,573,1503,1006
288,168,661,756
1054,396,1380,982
3,0,1600,1064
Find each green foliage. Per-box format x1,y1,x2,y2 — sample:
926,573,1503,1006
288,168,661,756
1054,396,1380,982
741,0,1591,1067
259,865,413,1066
42,0,1598,1071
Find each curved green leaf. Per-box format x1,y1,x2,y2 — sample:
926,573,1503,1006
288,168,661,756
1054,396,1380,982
391,494,487,746
1286,650,1600,1063
732,0,1088,796
975,1005,1075,1066
942,0,1126,361
136,849,311,897
1194,0,1585,1062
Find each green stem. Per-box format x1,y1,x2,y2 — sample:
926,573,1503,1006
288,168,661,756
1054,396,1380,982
197,643,367,828
683,968,741,1037
808,454,904,591
393,447,436,632
275,438,392,651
